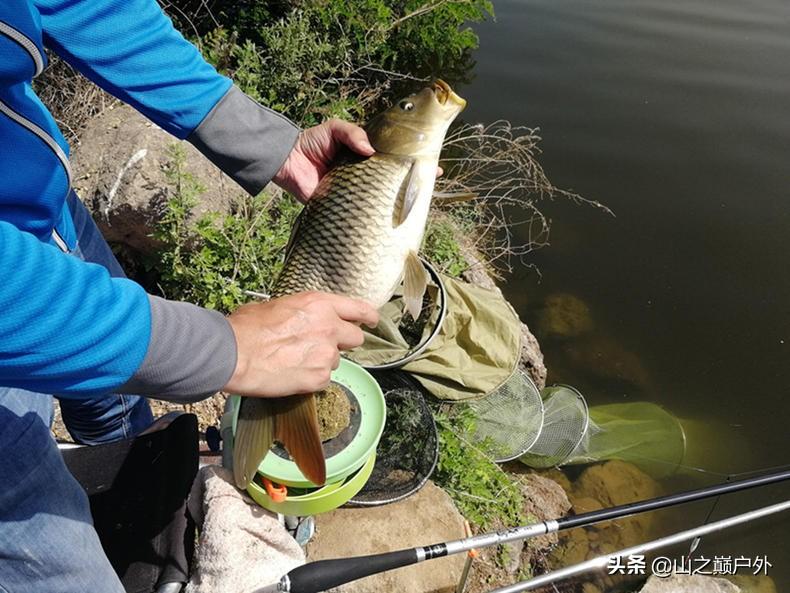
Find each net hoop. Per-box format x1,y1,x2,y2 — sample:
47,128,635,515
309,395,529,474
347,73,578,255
356,259,448,371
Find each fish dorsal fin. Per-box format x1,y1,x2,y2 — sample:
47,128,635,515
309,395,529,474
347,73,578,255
393,159,421,227
275,393,327,486
403,250,429,320
233,397,276,489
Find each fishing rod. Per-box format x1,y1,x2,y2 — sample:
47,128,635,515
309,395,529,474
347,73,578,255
251,467,790,593
487,498,790,592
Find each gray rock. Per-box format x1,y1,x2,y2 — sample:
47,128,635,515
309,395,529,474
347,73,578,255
520,473,571,550
519,325,547,390
70,103,239,254
640,574,741,593
305,481,467,593
495,473,572,575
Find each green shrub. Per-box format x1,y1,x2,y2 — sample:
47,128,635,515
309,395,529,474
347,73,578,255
172,0,494,126
433,407,526,529
151,144,301,312
422,208,478,277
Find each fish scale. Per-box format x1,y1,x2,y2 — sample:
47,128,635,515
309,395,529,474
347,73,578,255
272,154,412,302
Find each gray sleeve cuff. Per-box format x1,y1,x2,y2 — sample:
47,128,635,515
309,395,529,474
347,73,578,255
119,295,238,403
187,85,301,195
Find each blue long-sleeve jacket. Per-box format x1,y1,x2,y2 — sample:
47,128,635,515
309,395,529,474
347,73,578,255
1,0,299,399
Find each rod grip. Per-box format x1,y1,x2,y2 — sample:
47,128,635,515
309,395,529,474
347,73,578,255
287,549,418,593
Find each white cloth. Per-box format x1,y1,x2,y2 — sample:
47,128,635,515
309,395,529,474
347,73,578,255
186,465,305,593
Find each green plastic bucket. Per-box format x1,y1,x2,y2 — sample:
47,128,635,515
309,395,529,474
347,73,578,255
247,452,376,516
230,358,386,488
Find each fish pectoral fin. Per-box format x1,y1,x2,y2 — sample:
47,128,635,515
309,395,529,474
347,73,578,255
233,397,276,489
393,160,422,227
403,251,429,320
275,393,327,486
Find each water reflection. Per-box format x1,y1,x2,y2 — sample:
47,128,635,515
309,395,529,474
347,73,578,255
461,0,790,588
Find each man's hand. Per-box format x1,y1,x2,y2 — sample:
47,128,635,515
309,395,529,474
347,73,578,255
273,119,375,203
223,292,378,397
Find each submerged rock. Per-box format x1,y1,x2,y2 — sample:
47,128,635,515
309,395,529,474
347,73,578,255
537,293,594,338
571,460,662,551
563,334,653,390
550,461,663,592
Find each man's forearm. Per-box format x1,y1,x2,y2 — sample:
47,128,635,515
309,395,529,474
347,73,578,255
187,86,300,196
118,296,237,403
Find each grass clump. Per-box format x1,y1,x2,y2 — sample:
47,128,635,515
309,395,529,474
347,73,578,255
377,392,428,472
423,218,467,277
151,144,301,311
433,407,526,529
422,210,475,278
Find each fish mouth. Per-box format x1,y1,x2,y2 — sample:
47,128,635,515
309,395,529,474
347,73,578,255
433,79,467,110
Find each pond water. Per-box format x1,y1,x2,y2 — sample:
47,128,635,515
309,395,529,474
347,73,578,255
459,0,790,587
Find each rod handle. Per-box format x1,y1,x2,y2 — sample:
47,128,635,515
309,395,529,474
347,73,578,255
288,549,418,593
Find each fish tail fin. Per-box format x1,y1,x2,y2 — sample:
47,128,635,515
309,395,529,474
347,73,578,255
275,393,327,486
403,250,429,320
233,397,276,489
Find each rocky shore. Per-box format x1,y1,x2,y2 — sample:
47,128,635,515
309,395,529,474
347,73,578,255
56,104,777,593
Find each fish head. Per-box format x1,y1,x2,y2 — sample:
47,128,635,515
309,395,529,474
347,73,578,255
365,80,466,157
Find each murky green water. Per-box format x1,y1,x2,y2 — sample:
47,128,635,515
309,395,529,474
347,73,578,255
459,0,790,588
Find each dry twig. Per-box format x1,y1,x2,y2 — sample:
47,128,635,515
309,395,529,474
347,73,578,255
34,54,117,146
435,121,611,273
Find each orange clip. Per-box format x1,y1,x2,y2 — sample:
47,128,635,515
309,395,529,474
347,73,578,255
263,477,288,503
463,520,479,558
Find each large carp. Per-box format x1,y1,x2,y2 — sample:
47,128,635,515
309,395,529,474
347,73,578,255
234,80,466,489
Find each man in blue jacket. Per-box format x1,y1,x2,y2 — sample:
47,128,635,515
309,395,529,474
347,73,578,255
0,0,380,591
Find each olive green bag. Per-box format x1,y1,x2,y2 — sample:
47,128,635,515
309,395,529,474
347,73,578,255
349,275,522,401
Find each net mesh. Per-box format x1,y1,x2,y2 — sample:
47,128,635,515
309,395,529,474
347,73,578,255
348,370,438,506
566,402,687,478
519,385,590,468
464,368,544,462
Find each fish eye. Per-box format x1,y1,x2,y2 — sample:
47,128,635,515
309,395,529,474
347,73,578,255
399,101,415,111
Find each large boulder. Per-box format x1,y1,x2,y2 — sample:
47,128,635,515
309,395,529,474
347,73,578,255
640,574,740,593
499,473,572,574
305,481,467,593
551,461,663,592
70,103,240,254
